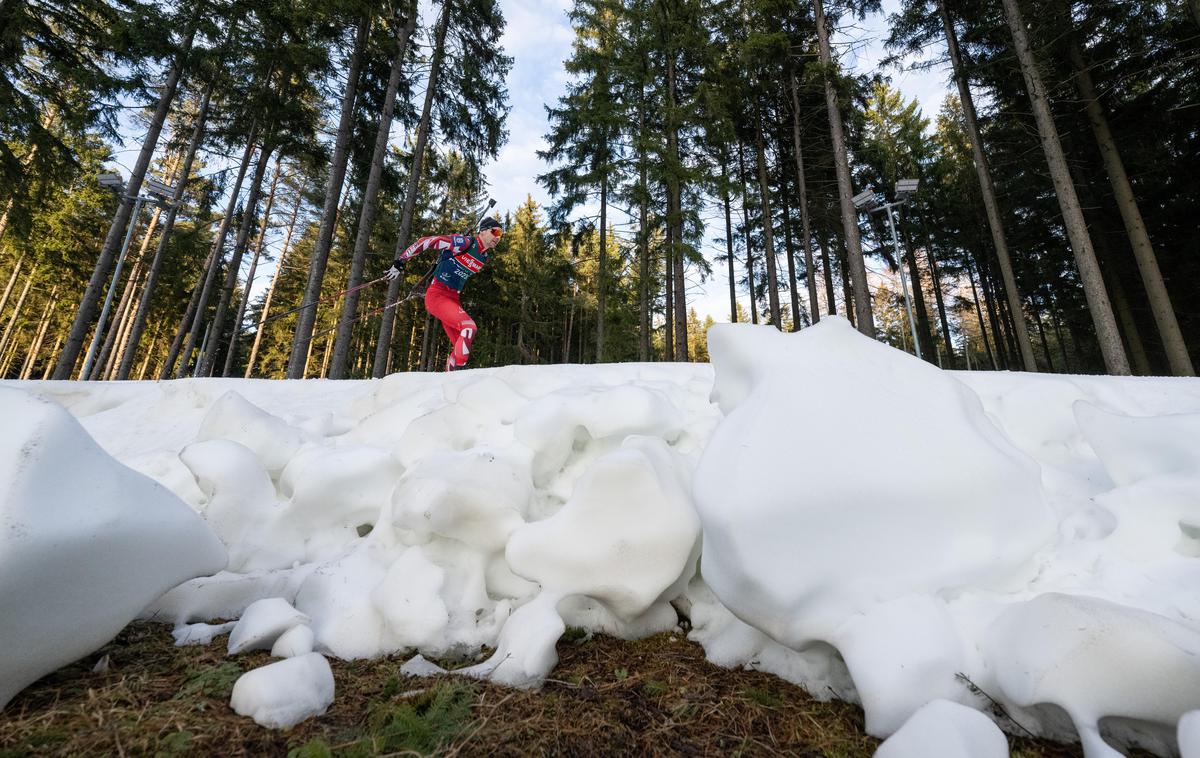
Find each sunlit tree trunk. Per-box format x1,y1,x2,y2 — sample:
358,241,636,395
200,141,274,375
1000,0,1128,374
166,123,259,378
721,156,737,323
223,156,281,376
331,9,417,378
373,3,451,377
813,0,873,336
789,71,820,323
288,17,370,378
20,286,58,380
937,0,1036,371
737,144,757,324
1065,35,1192,375
54,23,197,378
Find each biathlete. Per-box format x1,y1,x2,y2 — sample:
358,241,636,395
385,217,504,372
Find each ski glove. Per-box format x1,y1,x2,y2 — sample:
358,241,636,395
385,259,405,281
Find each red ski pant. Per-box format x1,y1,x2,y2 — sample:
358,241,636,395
424,281,477,369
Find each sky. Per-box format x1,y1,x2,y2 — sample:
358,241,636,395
103,0,955,326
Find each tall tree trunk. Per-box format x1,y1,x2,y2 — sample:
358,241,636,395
789,71,820,323
1032,305,1054,372
834,230,854,326
166,123,259,378
1066,35,1193,375
938,0,1037,371
898,214,936,361
0,267,35,359
54,23,197,378
373,2,451,378
20,286,57,380
638,95,652,358
966,258,996,369
1000,0,1128,374
224,155,281,376
666,51,687,360
1051,313,1072,372
0,267,36,358
0,253,26,319
119,80,214,379
664,226,675,361
721,156,737,323
817,231,836,316
775,139,801,329
978,253,1010,369
737,144,758,325
94,196,164,380
288,17,370,378
813,0,873,336
754,122,781,327
918,207,955,365
199,142,273,375
330,8,417,378
246,177,304,377
597,174,608,362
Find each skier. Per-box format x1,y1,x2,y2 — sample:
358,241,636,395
385,217,505,371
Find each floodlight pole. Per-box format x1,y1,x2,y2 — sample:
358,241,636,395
81,193,149,379
882,202,922,360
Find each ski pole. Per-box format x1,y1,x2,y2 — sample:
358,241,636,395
310,267,436,341
468,198,497,234
245,275,388,333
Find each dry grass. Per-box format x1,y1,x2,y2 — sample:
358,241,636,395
0,623,1091,757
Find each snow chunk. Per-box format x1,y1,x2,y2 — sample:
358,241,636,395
986,593,1200,756
391,446,532,552
1181,711,1200,758
173,621,236,646
1074,403,1200,486
230,652,334,729
197,390,311,475
400,653,447,677
875,699,1008,758
227,597,310,655
271,625,315,658
0,387,226,709
460,592,565,689
507,437,699,623
514,384,685,487
696,318,1053,645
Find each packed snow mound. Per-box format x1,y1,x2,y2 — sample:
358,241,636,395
698,318,1053,733
5,321,1200,753
0,386,227,709
874,698,1009,758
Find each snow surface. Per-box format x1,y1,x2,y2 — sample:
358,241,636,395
0,387,227,709
2,316,1200,756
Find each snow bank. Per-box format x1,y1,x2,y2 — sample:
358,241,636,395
0,387,227,709
4,316,1199,755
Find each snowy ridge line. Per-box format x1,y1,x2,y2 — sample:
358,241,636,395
2,316,1200,757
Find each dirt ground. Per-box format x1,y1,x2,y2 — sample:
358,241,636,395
0,623,1089,757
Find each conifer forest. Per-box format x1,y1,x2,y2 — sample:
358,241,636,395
1,0,1197,379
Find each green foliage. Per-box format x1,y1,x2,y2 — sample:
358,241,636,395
174,662,242,700
357,680,477,755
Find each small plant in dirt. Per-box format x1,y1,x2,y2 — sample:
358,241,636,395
175,662,242,701
743,686,782,708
